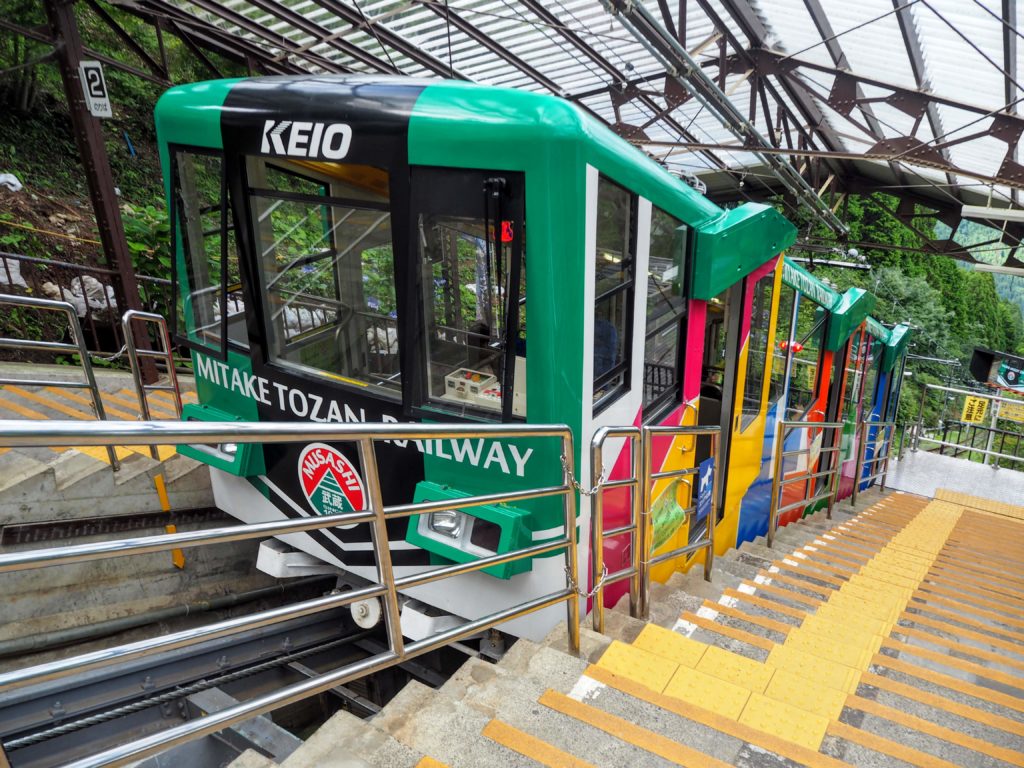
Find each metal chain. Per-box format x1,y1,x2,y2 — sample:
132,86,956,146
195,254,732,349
560,454,607,497
88,343,127,364
564,564,609,599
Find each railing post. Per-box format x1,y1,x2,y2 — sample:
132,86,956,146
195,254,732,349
561,432,581,656
65,303,120,470
358,438,405,660
637,427,654,620
913,384,928,452
629,430,642,615
851,419,868,507
767,422,785,548
591,437,606,634
880,424,892,492
704,429,719,583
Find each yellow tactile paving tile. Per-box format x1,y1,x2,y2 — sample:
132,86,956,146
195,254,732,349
762,668,847,720
539,689,734,768
934,488,1024,520
482,719,596,768
585,665,853,768
632,624,707,668
738,692,830,752
764,645,860,694
415,758,448,768
779,629,875,671
695,645,775,693
662,664,751,720
595,641,677,693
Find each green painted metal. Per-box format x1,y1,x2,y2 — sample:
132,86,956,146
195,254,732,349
781,258,840,308
824,287,876,351
689,204,797,301
865,316,891,344
405,481,533,579
882,323,914,372
176,403,266,476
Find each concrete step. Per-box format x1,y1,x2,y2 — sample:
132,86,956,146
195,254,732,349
457,655,681,767
369,679,539,768
281,709,423,768
228,749,279,768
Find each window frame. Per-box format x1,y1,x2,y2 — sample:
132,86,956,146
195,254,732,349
738,269,776,431
411,166,527,423
169,144,246,362
592,175,638,414
245,158,401,397
641,207,688,418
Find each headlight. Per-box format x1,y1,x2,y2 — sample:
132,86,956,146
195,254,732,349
428,510,464,538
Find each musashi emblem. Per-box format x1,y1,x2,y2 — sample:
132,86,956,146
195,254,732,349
298,443,366,516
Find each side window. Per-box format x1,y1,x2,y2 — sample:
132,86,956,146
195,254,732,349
768,282,795,408
593,176,636,409
844,330,863,420
172,149,248,354
740,270,775,429
785,295,826,420
643,207,686,414
249,159,399,395
861,335,882,416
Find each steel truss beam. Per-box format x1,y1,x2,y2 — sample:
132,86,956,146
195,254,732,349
605,0,848,233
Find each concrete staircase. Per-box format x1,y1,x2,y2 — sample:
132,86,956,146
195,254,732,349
247,489,1024,768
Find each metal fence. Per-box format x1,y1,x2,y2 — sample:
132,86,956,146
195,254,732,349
122,310,183,459
0,419,580,768
0,251,170,356
767,420,844,547
851,418,897,505
589,423,721,630
0,293,118,468
912,383,1024,468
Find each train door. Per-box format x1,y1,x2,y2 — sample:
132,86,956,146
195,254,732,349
771,288,831,526
858,333,885,489
715,260,784,553
835,327,868,499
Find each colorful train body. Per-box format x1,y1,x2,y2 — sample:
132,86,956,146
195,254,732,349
155,76,912,640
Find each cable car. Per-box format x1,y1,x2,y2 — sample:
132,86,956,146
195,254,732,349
156,76,906,638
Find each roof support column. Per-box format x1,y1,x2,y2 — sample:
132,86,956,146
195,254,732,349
43,0,155,381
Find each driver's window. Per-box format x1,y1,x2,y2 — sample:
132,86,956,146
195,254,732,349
249,159,400,394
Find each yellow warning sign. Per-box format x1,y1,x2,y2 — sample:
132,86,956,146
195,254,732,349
961,396,989,424
1000,400,1024,424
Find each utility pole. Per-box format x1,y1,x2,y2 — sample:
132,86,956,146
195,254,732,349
43,0,157,382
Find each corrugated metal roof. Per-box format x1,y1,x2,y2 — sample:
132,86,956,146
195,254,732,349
125,0,1022,237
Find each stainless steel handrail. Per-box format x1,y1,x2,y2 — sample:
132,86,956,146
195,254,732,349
0,418,580,767
590,426,641,632
122,310,183,459
912,383,1024,466
851,418,897,505
0,293,118,468
637,424,721,620
768,420,844,547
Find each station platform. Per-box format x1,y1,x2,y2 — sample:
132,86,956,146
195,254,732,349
270,489,1024,768
887,448,1024,509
